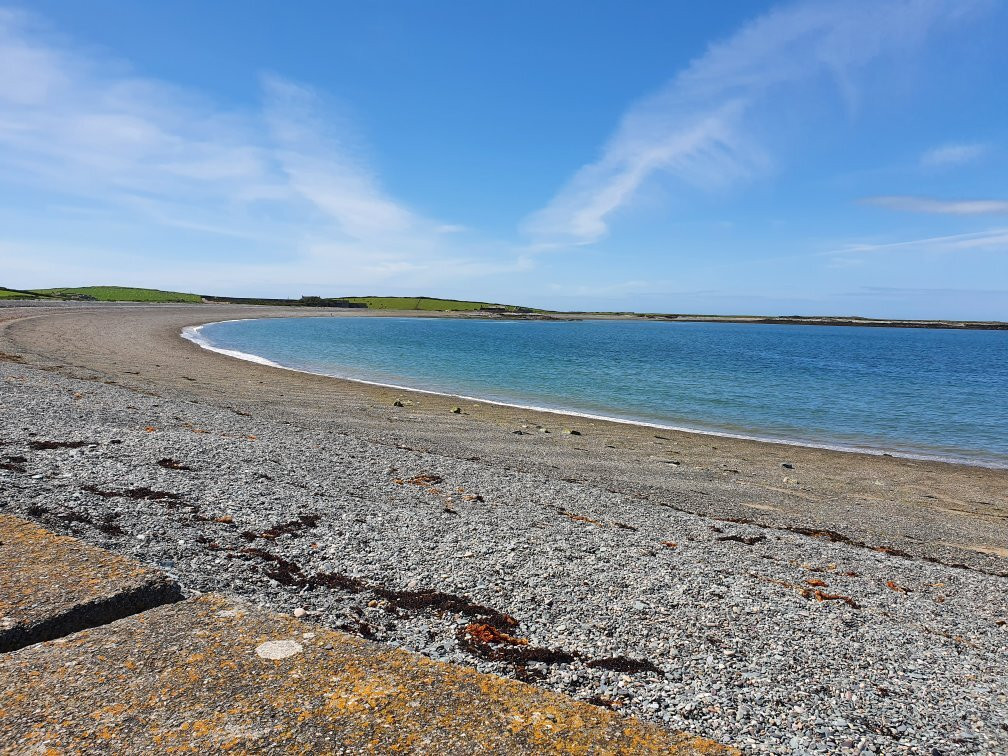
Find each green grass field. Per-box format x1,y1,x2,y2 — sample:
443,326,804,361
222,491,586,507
4,286,540,311
0,288,42,299
31,286,202,303
344,296,540,312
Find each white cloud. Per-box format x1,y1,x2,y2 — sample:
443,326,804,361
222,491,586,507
0,8,522,294
523,0,983,246
823,228,1008,256
863,196,1008,214
920,142,987,168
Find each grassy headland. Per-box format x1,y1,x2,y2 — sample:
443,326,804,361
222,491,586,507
30,286,202,303
342,296,538,312
0,287,51,300
3,285,1004,328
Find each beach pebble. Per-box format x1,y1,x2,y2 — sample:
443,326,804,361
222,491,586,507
4,355,1006,754
255,640,303,660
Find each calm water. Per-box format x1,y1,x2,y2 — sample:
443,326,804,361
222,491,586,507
188,317,1008,467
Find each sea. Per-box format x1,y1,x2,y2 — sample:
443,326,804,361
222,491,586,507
185,316,1008,468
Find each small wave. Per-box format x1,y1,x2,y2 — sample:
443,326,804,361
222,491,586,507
181,324,285,368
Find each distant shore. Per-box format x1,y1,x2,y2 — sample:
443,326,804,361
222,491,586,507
2,291,1005,330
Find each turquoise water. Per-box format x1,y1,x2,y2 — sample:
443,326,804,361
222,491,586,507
188,317,1008,467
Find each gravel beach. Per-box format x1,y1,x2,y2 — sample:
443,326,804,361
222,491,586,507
1,304,1006,754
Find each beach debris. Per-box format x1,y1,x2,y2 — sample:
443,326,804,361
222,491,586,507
556,507,601,526
293,607,307,618
156,457,192,470
463,494,484,502
660,541,678,549
144,426,157,433
450,406,462,414
56,508,126,537
809,590,860,608
214,515,234,524
781,462,794,469
1,454,27,472
614,522,638,531
761,575,860,609
804,578,829,587
28,440,90,450
95,514,125,536
457,626,577,667
717,534,765,545
586,656,663,675
886,580,910,593
512,430,525,435
408,473,443,486
81,484,180,501
562,428,581,435
464,623,528,646
392,400,404,407
376,586,519,630
539,428,550,433
250,514,321,540
585,696,622,710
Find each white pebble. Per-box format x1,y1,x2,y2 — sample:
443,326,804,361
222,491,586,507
255,640,303,660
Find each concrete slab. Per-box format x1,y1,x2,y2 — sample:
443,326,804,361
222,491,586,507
0,515,181,652
0,594,734,754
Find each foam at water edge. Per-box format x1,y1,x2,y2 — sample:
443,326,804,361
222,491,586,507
182,323,285,368
180,320,1008,470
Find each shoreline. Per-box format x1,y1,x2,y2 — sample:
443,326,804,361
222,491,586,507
3,302,1007,569
1,302,1006,752
183,317,1008,471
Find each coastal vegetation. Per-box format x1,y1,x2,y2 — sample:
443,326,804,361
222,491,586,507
0,287,51,299
3,287,537,312
2,286,1004,329
342,296,538,312
30,286,202,303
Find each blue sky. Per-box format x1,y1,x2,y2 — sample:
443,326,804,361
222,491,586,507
1,1,1006,318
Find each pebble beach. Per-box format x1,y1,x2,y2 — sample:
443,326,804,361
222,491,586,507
1,304,1006,754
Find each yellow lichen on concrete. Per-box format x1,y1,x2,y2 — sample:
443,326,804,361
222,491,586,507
0,514,180,652
0,593,737,754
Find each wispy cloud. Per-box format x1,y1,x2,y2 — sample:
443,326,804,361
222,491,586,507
0,7,522,294
863,195,1008,214
920,142,987,168
823,228,1008,256
523,0,982,246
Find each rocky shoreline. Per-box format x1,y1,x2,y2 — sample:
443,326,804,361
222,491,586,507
1,305,1006,753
